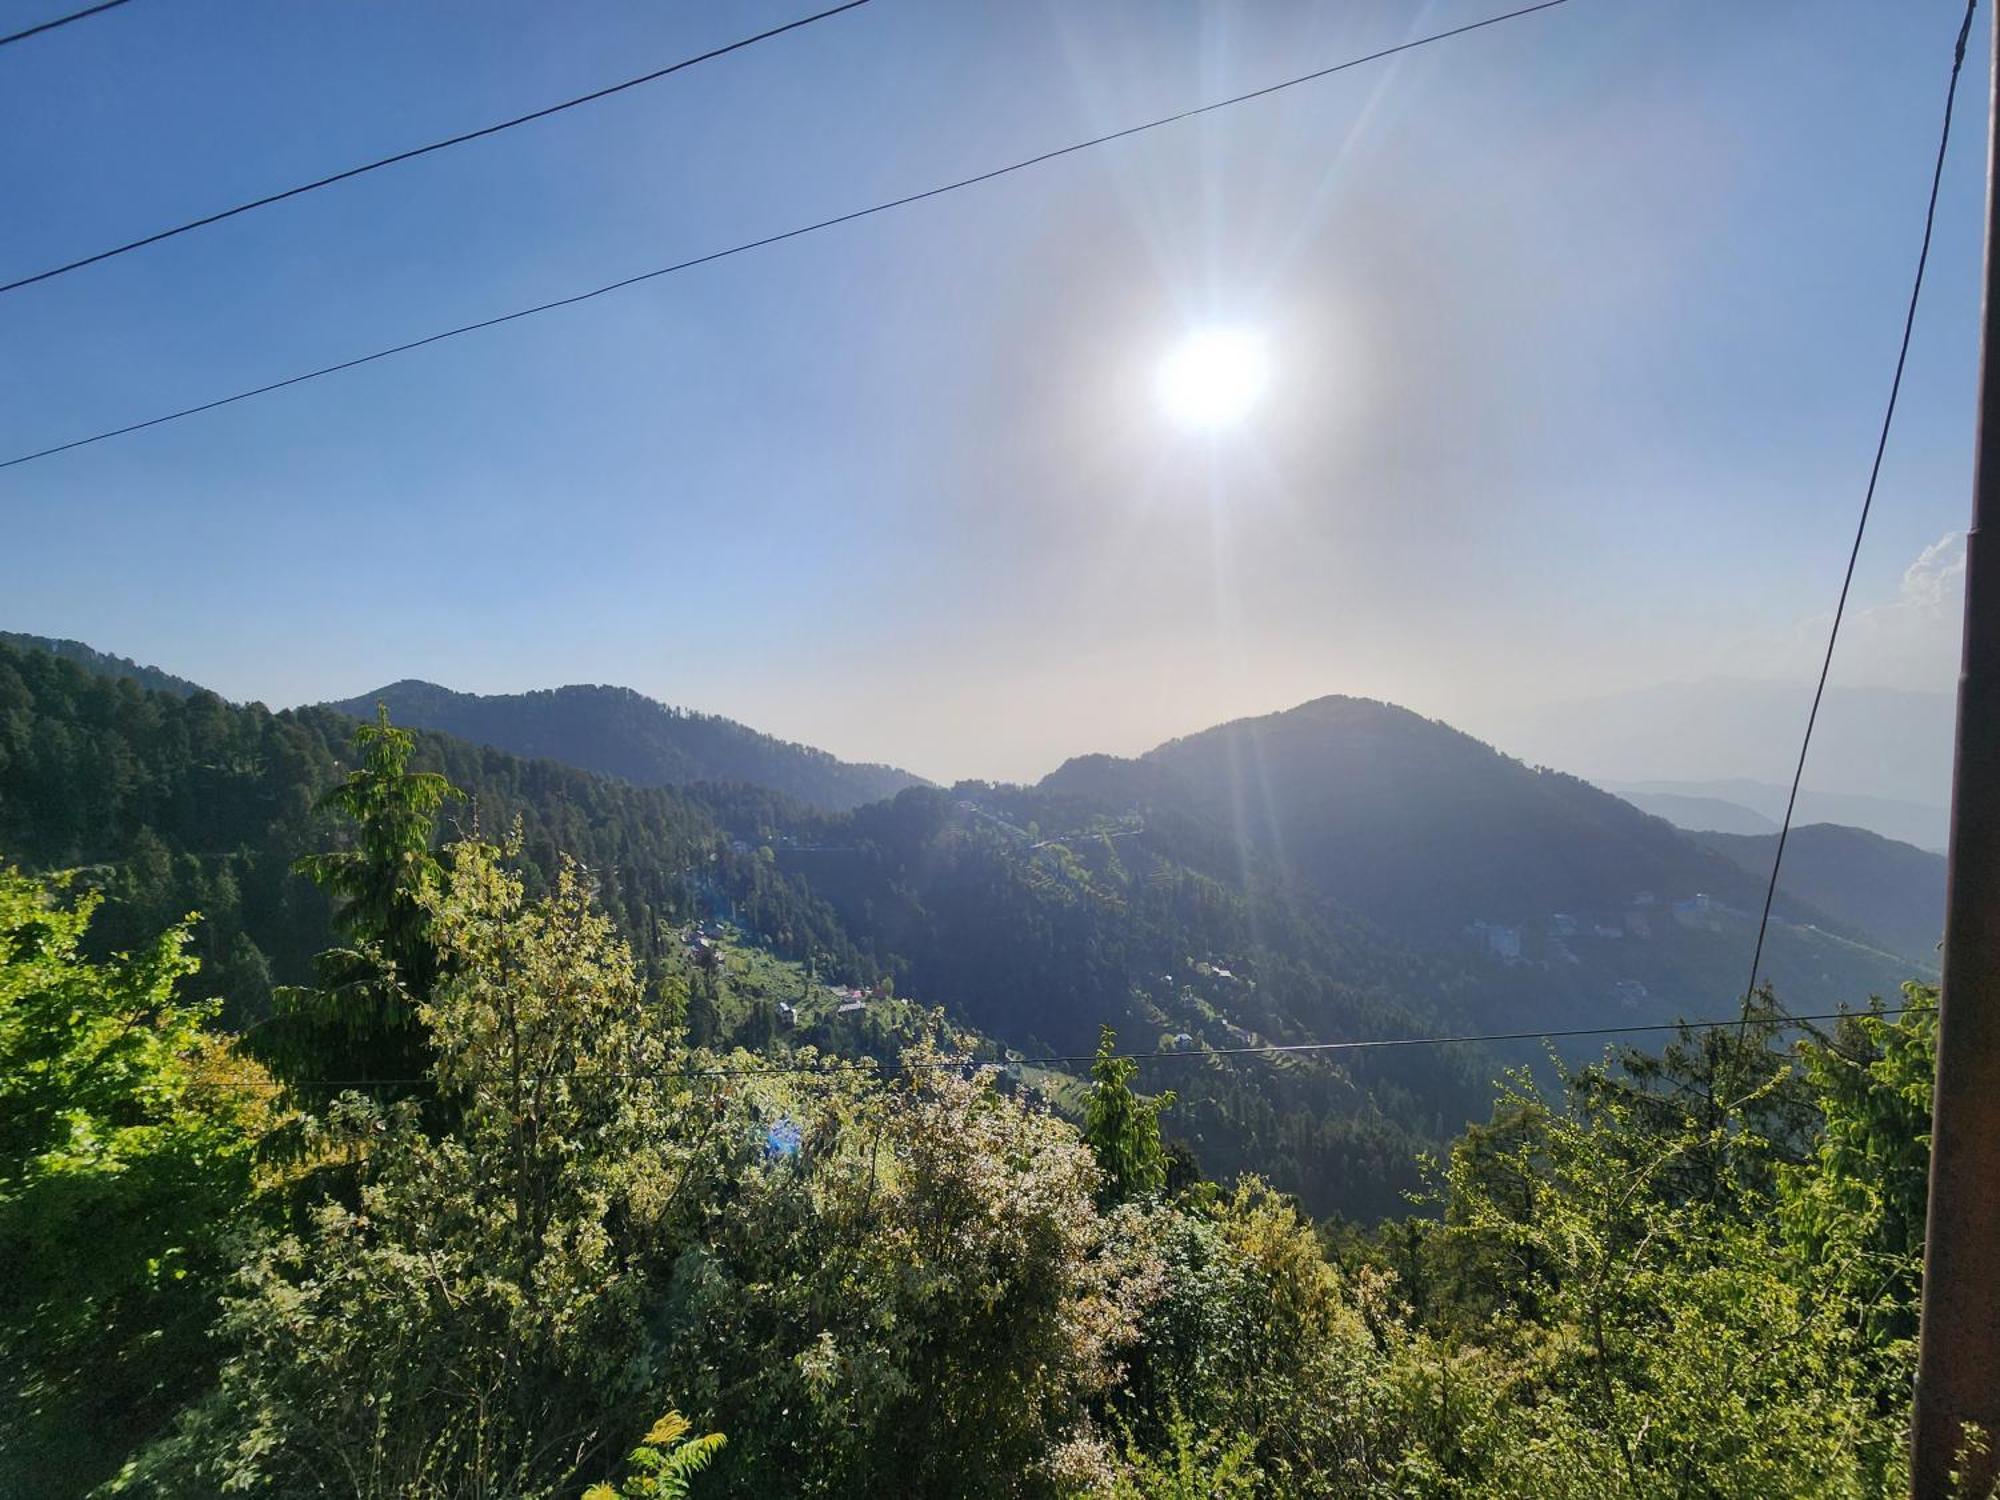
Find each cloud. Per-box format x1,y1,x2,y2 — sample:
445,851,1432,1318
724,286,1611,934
1731,532,1966,693
1889,531,1967,612
1834,531,1966,691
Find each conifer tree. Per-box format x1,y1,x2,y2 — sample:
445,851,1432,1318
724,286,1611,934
258,705,458,1099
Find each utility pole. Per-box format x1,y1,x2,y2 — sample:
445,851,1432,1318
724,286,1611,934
1914,7,2000,1496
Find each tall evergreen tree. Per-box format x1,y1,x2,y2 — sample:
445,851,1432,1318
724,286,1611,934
257,706,458,1100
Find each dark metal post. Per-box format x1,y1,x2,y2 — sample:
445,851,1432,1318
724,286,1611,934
1914,9,2000,1495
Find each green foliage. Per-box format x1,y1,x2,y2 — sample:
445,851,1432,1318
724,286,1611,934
0,649,1952,1494
119,839,1159,1499
62,811,1940,1499
118,840,696,1497
1085,1025,1174,1204
261,705,459,1099
0,638,871,1034
653,1043,1160,1499
582,1411,726,1499
1103,1407,1262,1499
0,864,267,1496
1118,1180,1376,1493
1783,984,1936,1341
1337,1013,1931,1498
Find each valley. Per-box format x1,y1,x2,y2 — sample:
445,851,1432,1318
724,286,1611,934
0,632,1935,1221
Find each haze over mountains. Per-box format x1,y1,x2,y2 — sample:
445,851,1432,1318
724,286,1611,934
1475,678,1953,849
1611,777,1948,853
1,630,1944,1214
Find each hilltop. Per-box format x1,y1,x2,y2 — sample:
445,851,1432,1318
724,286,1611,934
1036,695,1918,1019
0,631,211,700
324,678,927,812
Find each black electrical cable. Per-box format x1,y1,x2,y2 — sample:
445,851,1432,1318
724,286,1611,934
252,1003,1932,1092
0,0,133,51
0,0,1574,472
1735,0,1977,1043
0,0,873,297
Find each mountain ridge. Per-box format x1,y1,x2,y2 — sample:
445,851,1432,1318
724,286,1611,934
324,677,929,813
0,631,211,700
1608,776,1948,851
1694,822,1945,971
1037,694,1919,1018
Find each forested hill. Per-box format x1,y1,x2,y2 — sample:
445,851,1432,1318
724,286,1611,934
1,631,209,700
1116,696,1784,931
707,779,1494,1218
325,679,927,812
0,642,1490,1219
0,641,871,1028
1695,822,1946,971
1040,695,1919,1017
0,645,1930,1219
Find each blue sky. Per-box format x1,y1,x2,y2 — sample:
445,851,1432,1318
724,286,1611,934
0,0,1986,787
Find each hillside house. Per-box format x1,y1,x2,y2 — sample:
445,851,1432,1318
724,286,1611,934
1467,919,1523,961
1673,893,1725,932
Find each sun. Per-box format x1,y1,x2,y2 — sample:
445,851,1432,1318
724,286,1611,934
1155,326,1270,430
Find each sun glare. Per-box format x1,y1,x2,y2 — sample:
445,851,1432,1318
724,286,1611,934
1156,327,1270,430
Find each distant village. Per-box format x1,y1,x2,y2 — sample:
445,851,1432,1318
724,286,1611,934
1464,889,1740,1008
681,917,888,1031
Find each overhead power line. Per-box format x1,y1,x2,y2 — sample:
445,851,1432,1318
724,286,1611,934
0,0,134,51
256,1003,1932,1092
0,0,874,297
1736,0,1976,1036
0,0,1574,473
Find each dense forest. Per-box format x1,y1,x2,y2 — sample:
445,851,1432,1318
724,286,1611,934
0,638,1939,1220
1696,821,1948,969
325,678,928,813
0,641,876,1025
0,643,1495,1218
0,634,207,702
1046,696,1924,1014
0,702,1940,1496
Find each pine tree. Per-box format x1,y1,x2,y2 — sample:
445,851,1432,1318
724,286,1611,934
685,962,722,1048
258,705,459,1100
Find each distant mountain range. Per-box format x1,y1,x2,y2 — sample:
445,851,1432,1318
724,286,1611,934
1610,789,1780,836
1474,678,1954,835
0,636,1946,1219
1608,777,1947,852
323,679,928,813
